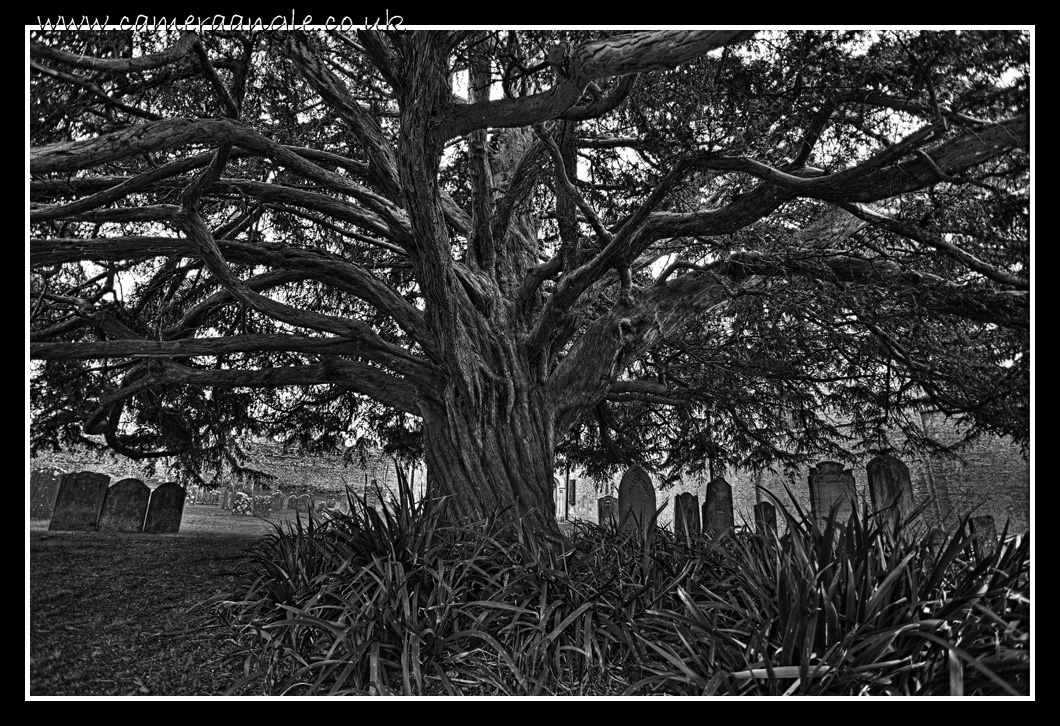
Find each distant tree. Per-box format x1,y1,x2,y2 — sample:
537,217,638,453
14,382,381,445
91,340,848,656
30,29,1029,534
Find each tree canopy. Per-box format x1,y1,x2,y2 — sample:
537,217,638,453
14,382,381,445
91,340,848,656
29,29,1029,531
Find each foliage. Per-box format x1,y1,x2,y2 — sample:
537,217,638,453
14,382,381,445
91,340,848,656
218,471,1029,696
29,29,1030,527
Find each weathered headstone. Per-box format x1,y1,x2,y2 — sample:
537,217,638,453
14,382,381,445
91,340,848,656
30,466,65,519
97,478,151,532
143,482,186,533
674,492,701,540
567,478,577,507
808,462,856,526
867,454,914,522
271,492,286,511
49,471,110,531
597,495,617,528
220,487,232,510
617,466,656,532
703,477,734,540
969,515,998,558
753,501,777,535
254,495,271,515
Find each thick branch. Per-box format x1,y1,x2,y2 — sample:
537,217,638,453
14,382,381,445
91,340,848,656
31,117,412,241
444,31,755,139
32,234,426,345
31,333,378,360
30,32,200,72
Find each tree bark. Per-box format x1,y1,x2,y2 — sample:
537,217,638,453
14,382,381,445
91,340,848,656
419,378,559,536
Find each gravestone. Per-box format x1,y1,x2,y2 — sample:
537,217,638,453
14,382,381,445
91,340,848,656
597,495,617,528
220,487,232,510
49,471,110,531
753,501,777,535
703,477,734,540
567,478,577,507
617,466,656,532
969,515,998,558
808,462,856,526
98,478,151,532
30,466,65,519
143,482,186,533
272,492,286,511
703,474,737,538
254,495,270,515
674,492,701,540
867,454,913,522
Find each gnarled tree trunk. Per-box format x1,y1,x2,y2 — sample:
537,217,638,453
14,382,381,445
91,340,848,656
420,377,558,534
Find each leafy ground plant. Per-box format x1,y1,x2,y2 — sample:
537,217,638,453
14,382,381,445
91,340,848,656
627,502,1030,696
217,474,1030,696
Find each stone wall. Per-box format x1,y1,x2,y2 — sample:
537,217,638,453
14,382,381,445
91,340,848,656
243,442,426,499
30,442,426,501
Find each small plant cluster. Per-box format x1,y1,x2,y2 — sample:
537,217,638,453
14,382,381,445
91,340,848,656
231,493,276,517
215,476,1029,696
230,493,254,517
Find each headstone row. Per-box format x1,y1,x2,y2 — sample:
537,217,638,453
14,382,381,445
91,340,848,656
48,472,185,533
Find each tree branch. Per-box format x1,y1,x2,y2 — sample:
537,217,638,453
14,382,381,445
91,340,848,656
444,31,756,139
30,32,200,73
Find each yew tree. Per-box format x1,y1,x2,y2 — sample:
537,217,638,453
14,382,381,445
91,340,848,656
29,29,1030,534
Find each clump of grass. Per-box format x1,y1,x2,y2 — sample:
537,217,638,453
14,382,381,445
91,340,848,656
216,478,1029,696
628,498,1029,696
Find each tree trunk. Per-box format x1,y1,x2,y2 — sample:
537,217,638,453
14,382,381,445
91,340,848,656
419,374,560,537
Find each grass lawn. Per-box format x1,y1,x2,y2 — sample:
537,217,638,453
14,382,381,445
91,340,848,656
28,505,299,697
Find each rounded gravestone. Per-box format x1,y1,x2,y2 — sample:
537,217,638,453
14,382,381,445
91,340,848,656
49,471,110,531
98,478,151,532
674,492,701,540
753,501,777,535
143,482,186,533
618,466,656,532
30,466,65,520
808,461,856,526
867,454,913,521
703,476,734,539
597,495,617,529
